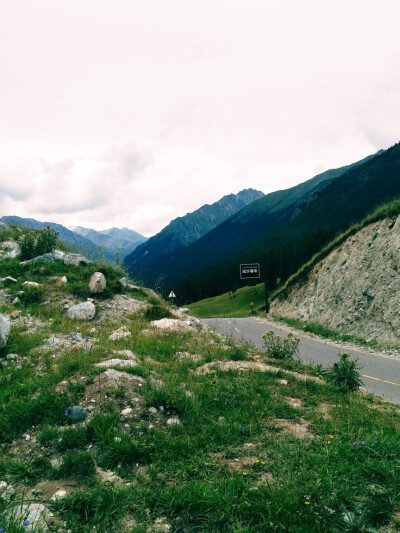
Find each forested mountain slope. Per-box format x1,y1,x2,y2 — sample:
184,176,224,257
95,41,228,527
173,143,400,303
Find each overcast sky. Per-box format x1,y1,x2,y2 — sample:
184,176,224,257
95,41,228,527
0,0,399,236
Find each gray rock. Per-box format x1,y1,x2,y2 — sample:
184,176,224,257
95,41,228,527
60,276,68,284
119,277,140,290
0,240,20,259
109,325,131,340
21,253,55,265
2,276,17,283
68,406,87,423
6,353,18,361
95,358,138,368
113,349,136,359
51,490,67,501
0,314,11,348
0,480,16,501
66,301,96,320
22,281,41,287
63,253,91,266
6,503,53,531
167,418,180,426
12,297,20,304
89,272,106,293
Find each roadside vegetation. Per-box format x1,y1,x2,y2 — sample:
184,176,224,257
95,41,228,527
189,282,265,318
0,225,399,532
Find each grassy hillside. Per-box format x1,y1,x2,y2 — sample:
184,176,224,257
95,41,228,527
189,282,266,318
0,225,399,532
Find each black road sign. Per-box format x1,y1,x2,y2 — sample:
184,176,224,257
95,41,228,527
240,263,260,279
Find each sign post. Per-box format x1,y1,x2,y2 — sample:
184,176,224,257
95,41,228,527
168,291,176,305
240,263,260,280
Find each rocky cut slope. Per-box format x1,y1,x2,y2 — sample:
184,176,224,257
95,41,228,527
270,210,400,346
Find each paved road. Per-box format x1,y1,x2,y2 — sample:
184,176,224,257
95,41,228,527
202,317,400,405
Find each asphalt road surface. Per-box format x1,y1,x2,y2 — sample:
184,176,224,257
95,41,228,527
202,317,400,405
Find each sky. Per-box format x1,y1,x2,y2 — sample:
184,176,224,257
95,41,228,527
0,0,399,237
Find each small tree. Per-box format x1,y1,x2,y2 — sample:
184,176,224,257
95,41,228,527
35,225,59,255
19,225,59,260
324,353,363,392
263,330,300,359
19,232,36,261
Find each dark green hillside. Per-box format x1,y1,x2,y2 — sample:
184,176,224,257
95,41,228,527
174,142,400,303
124,188,264,277
124,148,385,299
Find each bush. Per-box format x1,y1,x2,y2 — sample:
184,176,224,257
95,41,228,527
19,225,59,260
144,303,172,321
324,352,363,391
262,330,300,359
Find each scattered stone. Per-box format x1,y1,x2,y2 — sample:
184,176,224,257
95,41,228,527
23,281,41,287
150,317,202,331
62,252,91,266
172,307,190,318
0,240,20,259
121,407,133,417
10,310,22,319
113,349,136,359
109,325,132,340
96,358,138,368
119,277,141,290
280,379,288,386
2,276,17,283
6,503,53,532
12,297,20,304
0,313,11,348
0,480,16,501
167,418,180,426
68,406,87,423
60,276,68,284
66,301,96,320
6,353,18,361
89,272,106,293
149,407,158,415
51,490,67,501
21,253,55,265
50,458,61,469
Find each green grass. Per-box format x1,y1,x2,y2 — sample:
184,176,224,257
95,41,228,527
1,227,400,532
189,282,266,318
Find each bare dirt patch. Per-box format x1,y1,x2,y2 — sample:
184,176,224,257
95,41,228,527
273,418,314,439
285,397,303,408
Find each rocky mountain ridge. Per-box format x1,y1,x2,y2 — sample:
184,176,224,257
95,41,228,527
271,213,400,346
124,188,264,280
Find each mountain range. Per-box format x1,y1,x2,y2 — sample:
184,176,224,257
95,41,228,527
69,226,147,260
124,147,394,301
124,188,264,281
0,217,146,262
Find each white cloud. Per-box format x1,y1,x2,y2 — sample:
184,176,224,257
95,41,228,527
0,0,399,235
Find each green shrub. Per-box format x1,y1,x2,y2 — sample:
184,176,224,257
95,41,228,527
58,451,96,480
144,303,172,321
324,352,363,391
262,330,300,359
19,225,59,260
19,285,44,305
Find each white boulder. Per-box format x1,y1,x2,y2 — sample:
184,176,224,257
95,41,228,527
89,272,106,293
66,301,96,320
